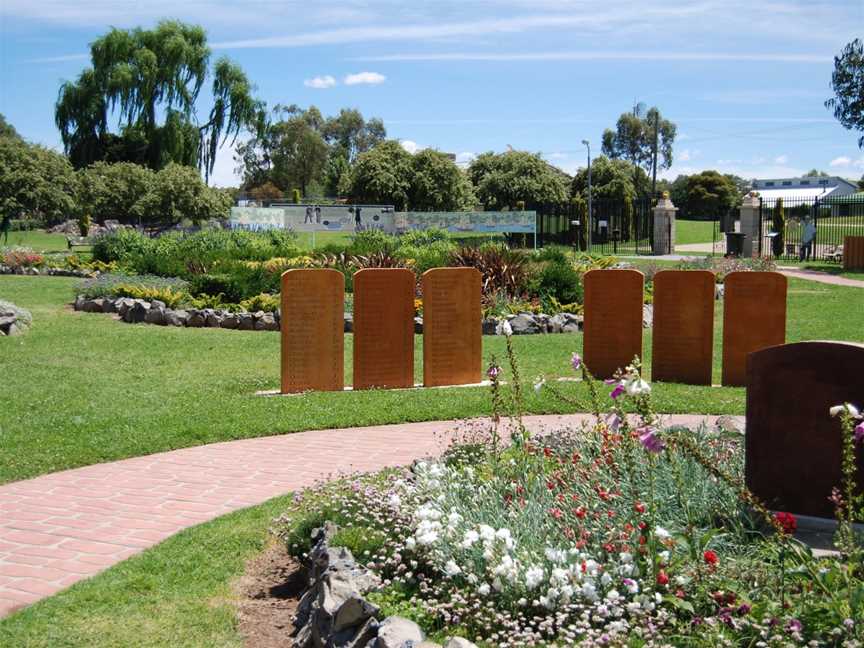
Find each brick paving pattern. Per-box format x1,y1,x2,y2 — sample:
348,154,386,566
0,413,727,618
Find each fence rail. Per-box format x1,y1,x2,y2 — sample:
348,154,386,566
537,198,655,255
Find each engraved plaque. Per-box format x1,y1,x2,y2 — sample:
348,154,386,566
583,269,644,379
422,268,482,387
280,269,344,393
651,270,714,385
722,271,787,387
747,342,864,517
353,268,415,390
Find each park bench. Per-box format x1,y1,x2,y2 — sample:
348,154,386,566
66,235,94,250
825,244,844,263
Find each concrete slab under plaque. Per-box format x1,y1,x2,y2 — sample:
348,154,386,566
353,268,415,390
280,269,344,393
583,269,644,379
256,381,491,397
746,341,864,518
722,271,787,387
651,270,714,385
422,267,482,387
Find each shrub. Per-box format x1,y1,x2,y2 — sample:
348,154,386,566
239,293,279,312
187,273,245,303
77,273,189,299
397,240,456,274
2,247,44,268
449,243,530,297
92,229,153,265
530,258,583,304
349,229,398,256
110,284,187,308
399,227,449,247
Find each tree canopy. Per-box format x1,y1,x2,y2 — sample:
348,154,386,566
0,114,20,140
77,162,155,225
408,149,475,211
826,38,864,148
601,104,676,194
468,150,569,209
0,137,77,225
55,21,264,179
340,140,415,210
135,163,233,228
679,171,740,219
570,156,649,203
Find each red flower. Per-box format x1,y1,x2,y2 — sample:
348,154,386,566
634,502,646,514
774,511,797,536
656,570,669,586
703,550,718,566
549,507,563,519
574,506,587,519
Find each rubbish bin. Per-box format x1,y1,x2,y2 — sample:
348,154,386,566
725,232,745,257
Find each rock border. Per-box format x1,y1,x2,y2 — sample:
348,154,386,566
293,521,476,648
1,265,96,278
0,300,32,336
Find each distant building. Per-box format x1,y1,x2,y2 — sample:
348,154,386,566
752,176,858,202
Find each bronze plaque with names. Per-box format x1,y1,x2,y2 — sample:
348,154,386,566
422,268,482,387
746,341,864,518
651,270,715,385
583,269,644,379
280,269,344,393
353,268,415,390
722,271,787,387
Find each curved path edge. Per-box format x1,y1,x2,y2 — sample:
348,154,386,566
0,412,734,619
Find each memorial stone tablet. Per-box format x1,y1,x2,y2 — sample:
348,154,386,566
583,269,644,379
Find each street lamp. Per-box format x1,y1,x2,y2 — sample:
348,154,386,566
582,140,592,251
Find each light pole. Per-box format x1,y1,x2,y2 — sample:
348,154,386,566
582,140,592,251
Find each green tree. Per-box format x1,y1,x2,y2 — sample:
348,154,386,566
55,21,265,179
804,169,830,177
136,163,232,229
602,104,676,195
269,115,328,197
0,138,77,225
570,156,648,203
724,174,753,195
0,114,20,140
826,38,864,148
322,108,386,162
409,149,475,211
681,171,740,220
77,162,155,225
342,140,414,210
668,174,689,210
468,150,569,209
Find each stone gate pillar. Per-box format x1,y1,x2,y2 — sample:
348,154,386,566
740,192,761,258
652,193,677,255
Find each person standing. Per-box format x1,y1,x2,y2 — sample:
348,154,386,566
799,218,817,261
0,213,10,245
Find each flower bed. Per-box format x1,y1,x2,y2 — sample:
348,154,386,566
276,347,863,646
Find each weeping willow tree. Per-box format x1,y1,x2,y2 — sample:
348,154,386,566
55,21,265,181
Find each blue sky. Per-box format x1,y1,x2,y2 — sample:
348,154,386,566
1,0,863,187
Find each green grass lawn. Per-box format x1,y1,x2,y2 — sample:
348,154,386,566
1,274,862,485
0,493,292,647
3,230,71,253
676,219,716,246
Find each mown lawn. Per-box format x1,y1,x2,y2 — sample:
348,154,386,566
0,493,292,648
1,274,862,484
3,230,71,253
676,219,716,245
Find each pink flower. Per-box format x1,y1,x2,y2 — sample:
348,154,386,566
638,427,664,453
610,384,625,400
855,421,864,444
606,412,621,433
487,365,501,379
571,353,582,371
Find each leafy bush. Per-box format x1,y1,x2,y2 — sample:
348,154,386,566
77,273,189,299
530,258,583,304
449,243,530,297
91,228,153,265
239,293,279,312
676,256,776,283
399,227,449,247
349,229,398,256
2,247,44,268
397,240,456,275
110,284,187,308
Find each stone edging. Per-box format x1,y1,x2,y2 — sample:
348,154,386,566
1,265,95,278
74,294,630,336
293,521,476,648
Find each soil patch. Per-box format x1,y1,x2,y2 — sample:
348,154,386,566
234,539,306,648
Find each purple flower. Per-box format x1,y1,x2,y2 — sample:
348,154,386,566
610,384,625,400
638,427,665,453
571,353,582,371
786,619,803,633
604,378,618,385
737,604,751,616
487,365,501,379
855,421,864,444
606,412,621,433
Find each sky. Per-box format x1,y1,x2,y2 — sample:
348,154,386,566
1,0,863,188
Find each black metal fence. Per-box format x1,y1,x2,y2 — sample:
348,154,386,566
537,198,655,255
757,194,864,262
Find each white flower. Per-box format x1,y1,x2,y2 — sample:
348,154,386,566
623,578,639,594
581,582,598,601
619,552,633,564
550,568,569,586
517,597,527,607
444,560,462,577
601,572,612,586
500,320,513,337
461,529,479,548
388,493,401,508
525,565,545,589
466,573,478,585
477,583,491,596
654,526,670,540
606,589,621,602
533,376,546,393
830,403,861,418
478,525,496,542
404,537,416,550
416,530,438,545
625,377,651,396
545,547,567,563
495,527,515,549
658,550,670,563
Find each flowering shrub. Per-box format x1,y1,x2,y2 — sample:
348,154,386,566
2,247,44,268
676,255,777,283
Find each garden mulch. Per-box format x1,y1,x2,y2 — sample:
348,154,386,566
0,412,731,619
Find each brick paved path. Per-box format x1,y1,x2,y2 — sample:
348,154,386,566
0,413,729,618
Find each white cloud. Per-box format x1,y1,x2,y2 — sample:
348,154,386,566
19,52,89,64
343,71,386,86
400,140,419,154
773,155,788,164
830,156,851,167
678,149,691,162
303,75,337,89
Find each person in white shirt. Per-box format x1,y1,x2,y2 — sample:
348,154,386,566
799,218,817,261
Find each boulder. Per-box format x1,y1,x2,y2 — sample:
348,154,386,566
444,639,478,648
642,304,653,329
715,284,725,300
204,309,222,327
150,299,167,310
220,314,240,330
144,306,165,325
4,322,23,336
186,310,206,327
81,298,105,313
509,313,542,335
114,298,134,316
164,309,188,327
549,313,583,334
376,616,425,648
101,298,117,314
73,295,86,311
237,313,255,330
482,317,499,335
333,595,380,632
126,300,150,323
255,313,279,331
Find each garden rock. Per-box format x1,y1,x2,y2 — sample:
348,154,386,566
375,616,425,648
73,295,86,310
238,313,255,330
414,317,423,335
509,313,542,335
144,306,165,325
482,317,498,335
548,313,583,333
186,310,205,327
204,310,222,327
444,639,478,648
642,304,653,329
255,313,279,331
220,314,240,330
715,414,744,436
0,300,33,336
344,313,353,333
81,298,105,313
125,300,150,323
164,309,188,327
715,284,725,300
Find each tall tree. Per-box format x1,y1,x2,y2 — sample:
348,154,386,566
409,149,475,211
468,150,569,209
77,162,155,225
826,38,864,148
602,104,676,196
341,140,414,210
682,171,740,220
804,169,830,177
55,21,265,180
0,138,77,225
269,114,328,197
0,114,20,140
322,108,386,162
570,156,648,202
